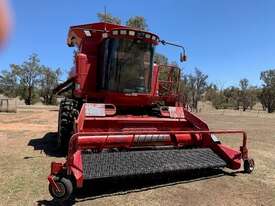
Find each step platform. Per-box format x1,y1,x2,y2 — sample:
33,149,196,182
81,148,226,180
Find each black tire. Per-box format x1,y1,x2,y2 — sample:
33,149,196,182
57,99,79,151
49,177,73,202
244,158,255,173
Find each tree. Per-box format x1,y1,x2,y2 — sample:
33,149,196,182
185,68,208,111
223,86,240,109
123,16,169,66
179,75,190,106
97,12,121,25
96,12,170,69
204,84,228,109
10,54,42,105
211,91,227,109
0,69,18,97
39,66,61,105
0,54,64,105
154,52,168,65
126,16,148,31
247,86,258,110
259,88,274,112
204,83,218,101
239,78,249,111
259,69,275,113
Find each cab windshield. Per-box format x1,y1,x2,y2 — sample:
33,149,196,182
97,38,154,93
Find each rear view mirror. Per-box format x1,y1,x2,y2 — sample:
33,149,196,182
180,53,187,62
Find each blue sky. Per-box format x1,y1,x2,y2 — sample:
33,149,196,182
1,0,275,87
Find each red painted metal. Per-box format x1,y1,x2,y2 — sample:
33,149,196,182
212,144,242,169
50,162,63,175
68,150,83,188
68,130,247,156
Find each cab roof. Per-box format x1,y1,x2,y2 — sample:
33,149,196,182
67,22,160,47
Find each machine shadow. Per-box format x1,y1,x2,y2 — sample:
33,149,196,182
28,132,65,157
74,168,226,203
37,168,228,206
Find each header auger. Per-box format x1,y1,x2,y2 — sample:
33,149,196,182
48,22,254,202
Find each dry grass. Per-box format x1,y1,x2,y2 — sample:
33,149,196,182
0,106,274,206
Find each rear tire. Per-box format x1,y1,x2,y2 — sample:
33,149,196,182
49,177,73,202
57,99,79,152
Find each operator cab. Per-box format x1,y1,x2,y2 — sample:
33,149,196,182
63,22,185,108
97,29,158,94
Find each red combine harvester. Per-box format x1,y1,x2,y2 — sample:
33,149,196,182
48,22,254,201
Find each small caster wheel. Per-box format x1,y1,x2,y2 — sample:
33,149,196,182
49,176,73,202
244,158,255,174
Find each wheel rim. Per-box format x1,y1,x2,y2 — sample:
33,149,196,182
52,182,66,198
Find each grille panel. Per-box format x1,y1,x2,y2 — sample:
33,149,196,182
82,148,226,180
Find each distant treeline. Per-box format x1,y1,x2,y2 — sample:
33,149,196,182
180,70,275,113
0,54,61,105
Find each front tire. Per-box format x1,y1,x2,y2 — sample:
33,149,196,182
49,177,73,202
244,158,255,173
57,99,79,151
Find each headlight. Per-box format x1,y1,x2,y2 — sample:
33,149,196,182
128,30,135,36
112,30,118,35
120,30,127,35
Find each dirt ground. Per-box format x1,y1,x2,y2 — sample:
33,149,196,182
0,106,274,206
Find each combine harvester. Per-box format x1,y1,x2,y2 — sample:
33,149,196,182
48,22,254,201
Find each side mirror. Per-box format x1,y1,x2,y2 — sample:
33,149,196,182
180,53,187,62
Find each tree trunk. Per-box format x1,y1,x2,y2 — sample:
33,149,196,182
267,102,273,113
194,99,198,112
27,86,32,105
